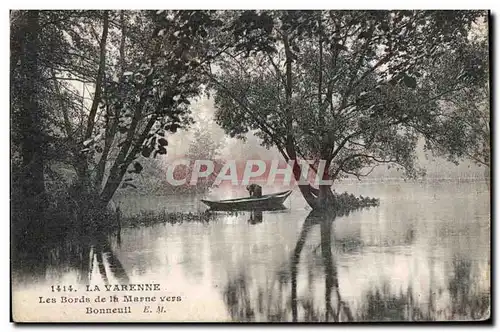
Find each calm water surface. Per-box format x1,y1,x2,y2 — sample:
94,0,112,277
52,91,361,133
13,182,490,322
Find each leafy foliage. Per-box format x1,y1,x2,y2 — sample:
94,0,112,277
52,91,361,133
206,10,487,208
10,10,490,215
11,10,228,214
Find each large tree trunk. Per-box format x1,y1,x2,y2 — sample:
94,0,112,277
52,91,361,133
290,159,320,208
16,10,46,230
99,115,157,207
287,143,336,210
318,185,335,208
289,159,337,210
97,21,164,210
84,11,108,141
317,157,335,209
95,11,125,190
289,159,336,210
71,11,109,225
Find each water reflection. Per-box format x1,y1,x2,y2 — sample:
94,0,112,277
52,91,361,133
290,210,353,321
222,209,355,322
91,234,130,285
12,183,491,322
249,210,263,224
447,256,490,320
208,208,275,225
223,208,490,322
12,232,129,287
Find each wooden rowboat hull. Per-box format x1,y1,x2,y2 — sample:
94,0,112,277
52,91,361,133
201,190,292,211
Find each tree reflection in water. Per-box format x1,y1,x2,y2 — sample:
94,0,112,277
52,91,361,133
222,209,490,322
248,210,263,224
13,231,129,286
291,210,353,322
90,233,130,285
447,256,490,320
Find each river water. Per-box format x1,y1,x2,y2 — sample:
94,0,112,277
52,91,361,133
12,181,490,322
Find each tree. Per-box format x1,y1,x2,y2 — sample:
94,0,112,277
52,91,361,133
11,11,48,231
93,10,224,208
420,40,490,171
205,10,487,210
184,127,223,193
186,127,222,160
10,10,225,226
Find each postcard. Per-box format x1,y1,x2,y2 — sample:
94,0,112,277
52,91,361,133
10,9,490,323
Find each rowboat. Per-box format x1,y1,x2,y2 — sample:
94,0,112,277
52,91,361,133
201,190,292,211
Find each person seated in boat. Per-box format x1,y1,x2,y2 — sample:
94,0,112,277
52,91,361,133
246,184,263,198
